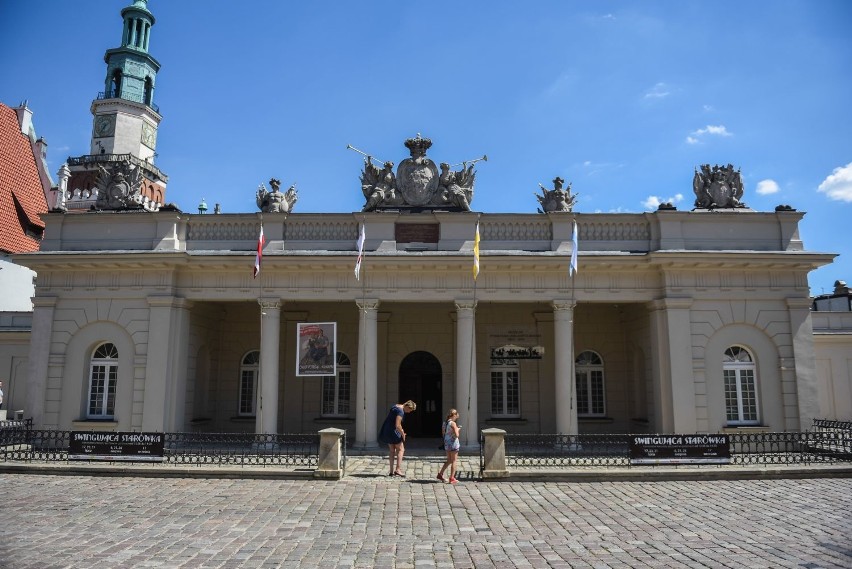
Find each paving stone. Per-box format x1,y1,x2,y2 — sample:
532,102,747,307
1,460,851,568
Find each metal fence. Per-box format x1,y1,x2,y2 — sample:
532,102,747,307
0,427,328,469
485,424,852,471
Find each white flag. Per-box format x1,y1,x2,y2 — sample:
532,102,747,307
354,223,366,280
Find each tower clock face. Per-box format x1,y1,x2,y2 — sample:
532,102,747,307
93,114,116,138
141,122,157,149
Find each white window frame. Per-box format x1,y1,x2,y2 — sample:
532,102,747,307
575,350,606,417
239,350,259,416
87,342,118,419
490,359,521,418
321,352,351,417
723,346,760,425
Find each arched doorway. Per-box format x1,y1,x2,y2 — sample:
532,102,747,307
398,351,442,437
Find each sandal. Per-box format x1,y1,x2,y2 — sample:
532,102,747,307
436,473,445,482
393,471,405,477
449,477,458,484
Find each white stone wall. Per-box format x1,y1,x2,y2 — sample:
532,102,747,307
812,312,852,421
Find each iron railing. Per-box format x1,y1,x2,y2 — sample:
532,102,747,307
486,429,852,471
0,428,324,468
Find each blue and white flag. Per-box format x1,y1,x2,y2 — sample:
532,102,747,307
569,220,578,277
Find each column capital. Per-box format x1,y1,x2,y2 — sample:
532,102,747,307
552,299,576,312
355,298,380,311
454,299,477,312
258,298,282,310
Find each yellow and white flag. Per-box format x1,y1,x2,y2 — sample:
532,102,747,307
473,221,480,280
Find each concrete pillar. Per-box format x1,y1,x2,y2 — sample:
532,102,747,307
143,296,191,432
455,300,478,447
257,299,281,434
355,299,380,448
649,298,696,433
787,297,821,429
26,296,56,428
315,427,345,479
553,300,577,434
481,428,509,479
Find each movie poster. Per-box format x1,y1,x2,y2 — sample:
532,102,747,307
296,322,336,377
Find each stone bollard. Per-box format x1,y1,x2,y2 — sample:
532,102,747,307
481,428,509,479
315,427,345,479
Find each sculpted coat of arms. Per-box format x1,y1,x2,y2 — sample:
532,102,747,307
94,159,153,211
536,177,578,213
693,163,746,209
256,178,298,213
352,135,485,212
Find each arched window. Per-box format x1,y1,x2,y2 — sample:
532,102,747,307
723,346,759,425
88,342,118,419
239,351,259,416
491,359,520,418
322,353,351,417
144,76,153,106
576,350,606,417
110,69,122,98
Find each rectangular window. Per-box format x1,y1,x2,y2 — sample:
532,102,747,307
725,368,758,424
239,369,256,416
491,367,520,418
321,370,351,417
88,364,117,418
577,370,606,417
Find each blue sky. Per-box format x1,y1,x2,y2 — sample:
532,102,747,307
2,0,850,295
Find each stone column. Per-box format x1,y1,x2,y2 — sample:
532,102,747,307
26,296,56,428
355,299,380,448
649,298,696,433
455,300,478,447
552,300,577,434
56,163,70,210
257,299,281,435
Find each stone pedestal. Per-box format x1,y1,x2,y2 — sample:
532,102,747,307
315,428,345,479
481,428,509,479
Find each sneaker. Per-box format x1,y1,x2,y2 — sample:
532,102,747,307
449,477,458,484
436,473,445,482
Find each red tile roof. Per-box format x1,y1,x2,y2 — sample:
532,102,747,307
0,103,48,254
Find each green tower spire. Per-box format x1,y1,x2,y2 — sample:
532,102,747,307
101,0,160,110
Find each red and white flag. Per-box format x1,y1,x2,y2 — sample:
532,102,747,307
253,224,265,278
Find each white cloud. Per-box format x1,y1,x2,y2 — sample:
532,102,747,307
756,179,780,195
686,124,732,144
818,162,852,202
703,105,714,112
644,82,670,99
642,193,683,210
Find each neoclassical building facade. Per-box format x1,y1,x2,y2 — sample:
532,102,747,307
17,205,836,446
10,0,849,445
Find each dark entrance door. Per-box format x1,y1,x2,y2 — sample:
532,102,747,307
398,351,442,437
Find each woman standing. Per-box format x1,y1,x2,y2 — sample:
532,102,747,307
437,408,461,484
378,400,417,476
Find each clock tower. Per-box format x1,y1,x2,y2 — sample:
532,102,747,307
59,0,168,212
90,0,161,160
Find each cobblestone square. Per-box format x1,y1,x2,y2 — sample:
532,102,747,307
1,461,851,568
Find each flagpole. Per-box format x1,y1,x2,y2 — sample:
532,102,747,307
467,215,480,436
569,217,577,416
358,218,367,448
257,213,264,436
